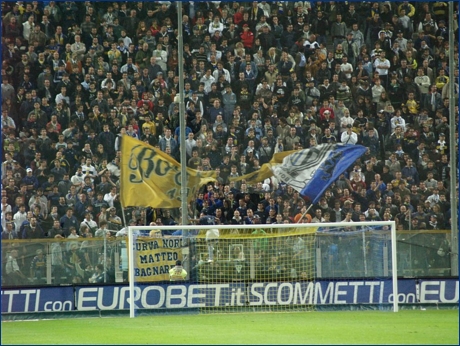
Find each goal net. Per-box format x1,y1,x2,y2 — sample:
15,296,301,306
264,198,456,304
127,221,397,317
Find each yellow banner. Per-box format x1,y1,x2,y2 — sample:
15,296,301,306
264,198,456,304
228,150,297,185
121,136,217,208
132,237,183,282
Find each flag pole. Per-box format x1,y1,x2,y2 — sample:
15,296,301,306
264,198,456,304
296,203,314,224
177,2,188,233
121,205,128,227
120,134,128,228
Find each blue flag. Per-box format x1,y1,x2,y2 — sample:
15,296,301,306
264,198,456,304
272,144,367,204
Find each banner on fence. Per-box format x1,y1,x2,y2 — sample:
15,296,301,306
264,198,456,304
131,237,183,282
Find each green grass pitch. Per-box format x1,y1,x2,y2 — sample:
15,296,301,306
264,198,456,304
2,310,458,345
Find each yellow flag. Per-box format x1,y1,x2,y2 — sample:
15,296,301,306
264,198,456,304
228,150,297,185
121,136,217,208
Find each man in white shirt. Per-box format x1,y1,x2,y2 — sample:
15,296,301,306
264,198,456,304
340,111,354,130
184,132,196,158
104,186,119,208
340,56,353,81
13,205,28,232
5,249,27,284
152,44,168,72
71,166,85,187
373,50,391,88
80,212,98,234
70,34,86,61
55,86,70,105
120,57,139,75
414,68,431,96
390,114,406,132
107,157,121,178
200,69,216,94
208,16,224,35
22,16,35,41
81,158,98,182
426,188,440,207
212,62,231,84
341,124,358,144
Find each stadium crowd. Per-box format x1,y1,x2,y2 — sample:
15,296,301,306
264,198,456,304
1,0,459,249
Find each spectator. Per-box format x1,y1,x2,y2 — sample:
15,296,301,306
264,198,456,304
2,222,19,239
169,260,187,281
60,208,79,237
5,249,28,285
341,124,358,144
22,216,44,239
107,207,122,227
30,249,47,283
88,264,105,283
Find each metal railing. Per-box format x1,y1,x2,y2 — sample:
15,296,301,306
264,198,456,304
1,229,453,288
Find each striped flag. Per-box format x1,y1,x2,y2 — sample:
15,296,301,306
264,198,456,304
273,144,367,204
230,144,366,204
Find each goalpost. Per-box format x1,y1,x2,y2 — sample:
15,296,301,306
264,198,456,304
127,221,398,318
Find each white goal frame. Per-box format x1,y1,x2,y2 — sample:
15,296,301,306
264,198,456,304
127,221,398,317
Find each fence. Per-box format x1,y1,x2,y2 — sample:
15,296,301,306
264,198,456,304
1,229,453,288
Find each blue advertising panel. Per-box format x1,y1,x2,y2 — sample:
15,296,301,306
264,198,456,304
1,287,74,313
2,279,457,313
75,283,246,310
419,279,458,303
247,279,418,305
73,279,456,311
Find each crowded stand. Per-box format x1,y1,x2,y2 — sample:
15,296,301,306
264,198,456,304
1,0,459,247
